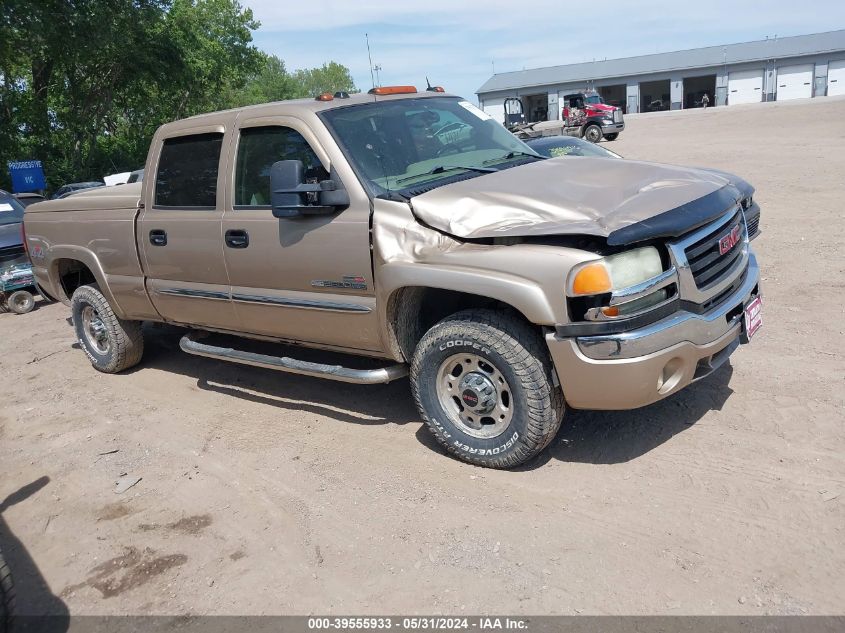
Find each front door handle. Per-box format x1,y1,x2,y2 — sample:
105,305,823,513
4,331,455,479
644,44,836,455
149,229,167,246
225,229,249,249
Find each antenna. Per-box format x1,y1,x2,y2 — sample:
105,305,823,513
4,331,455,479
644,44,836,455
366,33,376,92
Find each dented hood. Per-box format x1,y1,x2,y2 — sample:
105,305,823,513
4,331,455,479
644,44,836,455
410,158,746,245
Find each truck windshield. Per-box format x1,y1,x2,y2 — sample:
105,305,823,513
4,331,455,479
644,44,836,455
320,96,542,197
584,95,604,105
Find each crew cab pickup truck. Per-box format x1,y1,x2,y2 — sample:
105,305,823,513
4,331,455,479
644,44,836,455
23,86,762,468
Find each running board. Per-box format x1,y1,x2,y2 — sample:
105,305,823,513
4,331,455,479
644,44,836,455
179,332,408,384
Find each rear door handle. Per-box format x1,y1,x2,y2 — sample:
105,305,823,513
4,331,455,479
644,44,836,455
149,229,167,246
225,229,249,249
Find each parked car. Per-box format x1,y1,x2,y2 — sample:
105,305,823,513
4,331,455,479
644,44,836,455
525,136,621,159
0,192,40,313
51,181,104,199
25,87,763,468
13,192,46,207
126,169,144,183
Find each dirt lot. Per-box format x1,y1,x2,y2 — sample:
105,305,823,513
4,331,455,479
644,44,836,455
1,97,844,617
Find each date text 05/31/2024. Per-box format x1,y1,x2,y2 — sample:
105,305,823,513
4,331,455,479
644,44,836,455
307,617,529,630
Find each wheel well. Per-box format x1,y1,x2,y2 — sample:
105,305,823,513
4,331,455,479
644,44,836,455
386,287,539,362
56,259,96,301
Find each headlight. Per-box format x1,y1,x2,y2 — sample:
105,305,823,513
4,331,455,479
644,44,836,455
569,247,663,296
567,247,677,321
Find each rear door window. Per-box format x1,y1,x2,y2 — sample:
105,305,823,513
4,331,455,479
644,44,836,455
155,133,224,208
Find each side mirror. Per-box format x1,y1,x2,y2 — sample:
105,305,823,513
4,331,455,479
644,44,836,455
270,160,350,218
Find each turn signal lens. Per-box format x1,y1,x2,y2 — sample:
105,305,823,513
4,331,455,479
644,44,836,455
571,263,612,295
600,306,619,317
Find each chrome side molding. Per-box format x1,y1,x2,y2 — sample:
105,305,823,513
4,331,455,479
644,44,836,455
179,331,408,384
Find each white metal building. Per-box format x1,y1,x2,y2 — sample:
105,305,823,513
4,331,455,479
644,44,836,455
477,30,845,122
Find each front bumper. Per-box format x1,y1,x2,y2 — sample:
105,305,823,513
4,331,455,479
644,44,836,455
601,121,625,135
547,253,760,410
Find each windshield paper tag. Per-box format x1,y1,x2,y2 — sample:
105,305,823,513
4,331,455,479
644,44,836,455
0,203,14,212
458,101,492,121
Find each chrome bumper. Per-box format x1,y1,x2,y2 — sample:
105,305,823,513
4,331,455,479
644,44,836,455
601,121,625,134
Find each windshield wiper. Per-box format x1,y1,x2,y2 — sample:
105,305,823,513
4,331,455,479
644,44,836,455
396,164,496,185
482,150,546,165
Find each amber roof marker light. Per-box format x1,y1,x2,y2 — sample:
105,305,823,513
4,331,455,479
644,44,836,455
368,86,417,95
315,92,334,101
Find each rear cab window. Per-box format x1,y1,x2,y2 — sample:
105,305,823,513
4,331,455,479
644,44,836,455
154,133,224,208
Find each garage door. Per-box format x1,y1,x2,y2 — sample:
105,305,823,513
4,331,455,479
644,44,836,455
482,100,505,125
777,64,813,100
728,69,763,105
828,59,845,96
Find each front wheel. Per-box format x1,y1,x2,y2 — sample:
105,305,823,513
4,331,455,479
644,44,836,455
71,284,144,373
583,124,602,143
411,309,564,468
604,133,618,141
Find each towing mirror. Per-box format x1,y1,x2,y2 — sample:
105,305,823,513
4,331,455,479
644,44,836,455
270,160,350,218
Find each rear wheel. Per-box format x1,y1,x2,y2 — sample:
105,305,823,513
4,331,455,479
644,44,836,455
583,124,602,143
7,290,35,314
71,284,144,373
411,309,564,468
604,133,619,141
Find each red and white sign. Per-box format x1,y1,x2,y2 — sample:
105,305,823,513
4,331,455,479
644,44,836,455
744,296,763,340
719,224,742,255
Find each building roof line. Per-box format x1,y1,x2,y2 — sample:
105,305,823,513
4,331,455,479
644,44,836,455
477,29,845,95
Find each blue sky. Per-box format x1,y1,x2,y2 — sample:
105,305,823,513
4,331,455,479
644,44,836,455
245,1,845,102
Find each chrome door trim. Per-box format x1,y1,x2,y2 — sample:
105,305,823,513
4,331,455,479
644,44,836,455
159,287,230,301
231,293,372,313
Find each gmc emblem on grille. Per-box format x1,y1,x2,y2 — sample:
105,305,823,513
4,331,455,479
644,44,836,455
719,224,742,255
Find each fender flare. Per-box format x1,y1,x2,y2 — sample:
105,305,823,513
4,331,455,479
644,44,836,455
378,261,557,333
47,245,128,319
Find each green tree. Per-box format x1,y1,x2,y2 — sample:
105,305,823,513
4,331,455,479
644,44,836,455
291,61,358,98
234,54,298,106
0,0,263,190
0,0,358,192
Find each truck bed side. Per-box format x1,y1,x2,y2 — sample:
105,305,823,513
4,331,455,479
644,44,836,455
23,182,159,320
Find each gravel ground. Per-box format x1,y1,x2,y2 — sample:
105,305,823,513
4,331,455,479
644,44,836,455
1,96,843,617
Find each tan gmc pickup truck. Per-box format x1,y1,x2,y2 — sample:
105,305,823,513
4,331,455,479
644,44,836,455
23,87,762,468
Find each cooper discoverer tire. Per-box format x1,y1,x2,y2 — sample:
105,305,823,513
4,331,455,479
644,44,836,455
411,309,564,468
71,284,144,373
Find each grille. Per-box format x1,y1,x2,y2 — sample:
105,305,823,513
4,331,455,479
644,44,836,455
746,213,760,238
613,110,623,123
684,209,746,290
0,244,25,264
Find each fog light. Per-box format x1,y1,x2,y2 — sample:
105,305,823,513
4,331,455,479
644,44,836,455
657,357,684,394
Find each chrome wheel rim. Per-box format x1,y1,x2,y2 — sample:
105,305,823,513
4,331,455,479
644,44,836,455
586,127,600,142
81,305,110,354
435,352,514,439
11,294,31,311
